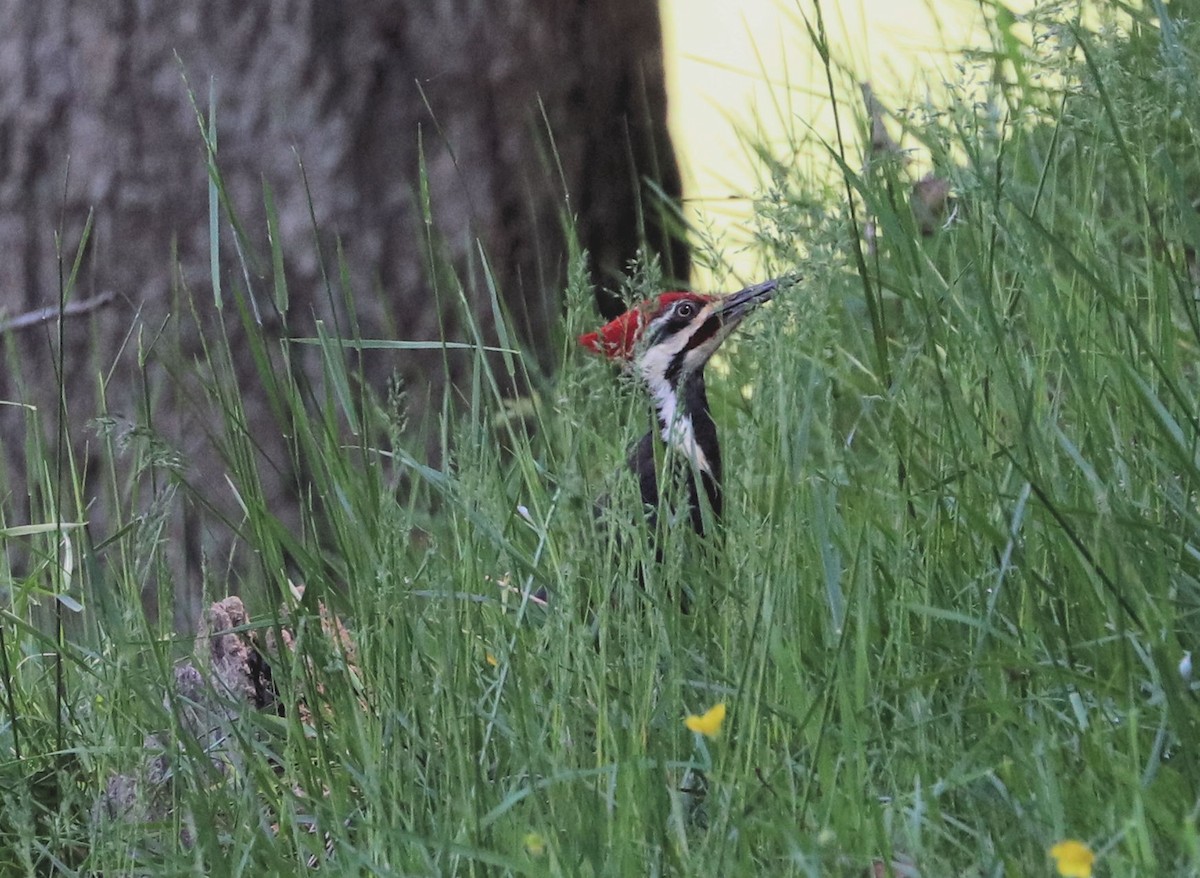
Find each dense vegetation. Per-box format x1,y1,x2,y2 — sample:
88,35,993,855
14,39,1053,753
4,2,1200,874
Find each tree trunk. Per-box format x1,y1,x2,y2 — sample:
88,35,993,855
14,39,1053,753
0,0,686,625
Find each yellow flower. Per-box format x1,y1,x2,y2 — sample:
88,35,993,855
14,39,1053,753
684,702,727,738
523,831,546,857
485,653,499,667
1049,840,1095,878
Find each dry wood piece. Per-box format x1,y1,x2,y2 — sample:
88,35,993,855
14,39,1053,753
94,590,359,855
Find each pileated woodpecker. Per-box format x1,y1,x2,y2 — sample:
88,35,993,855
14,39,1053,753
579,279,777,537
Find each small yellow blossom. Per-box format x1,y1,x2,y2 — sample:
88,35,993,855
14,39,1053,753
523,831,546,857
1049,840,1095,878
684,702,727,738
485,653,499,667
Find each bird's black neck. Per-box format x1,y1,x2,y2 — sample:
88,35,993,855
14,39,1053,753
630,371,723,533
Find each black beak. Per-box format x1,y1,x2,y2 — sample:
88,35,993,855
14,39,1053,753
715,278,779,322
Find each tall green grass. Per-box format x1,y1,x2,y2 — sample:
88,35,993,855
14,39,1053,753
4,1,1200,873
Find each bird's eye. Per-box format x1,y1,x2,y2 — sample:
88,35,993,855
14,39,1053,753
675,301,697,318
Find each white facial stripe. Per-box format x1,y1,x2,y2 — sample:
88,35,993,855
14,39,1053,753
648,374,711,474
638,303,720,376
636,304,719,475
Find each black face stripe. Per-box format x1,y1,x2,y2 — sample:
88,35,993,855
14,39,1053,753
654,311,722,387
665,352,684,386
683,314,721,353
646,323,670,348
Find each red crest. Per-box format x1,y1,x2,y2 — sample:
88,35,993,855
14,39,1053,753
579,292,714,360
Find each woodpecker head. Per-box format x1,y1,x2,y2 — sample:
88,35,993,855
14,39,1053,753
579,279,777,389
580,280,777,477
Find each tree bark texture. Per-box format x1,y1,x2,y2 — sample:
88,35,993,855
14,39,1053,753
0,1,686,624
